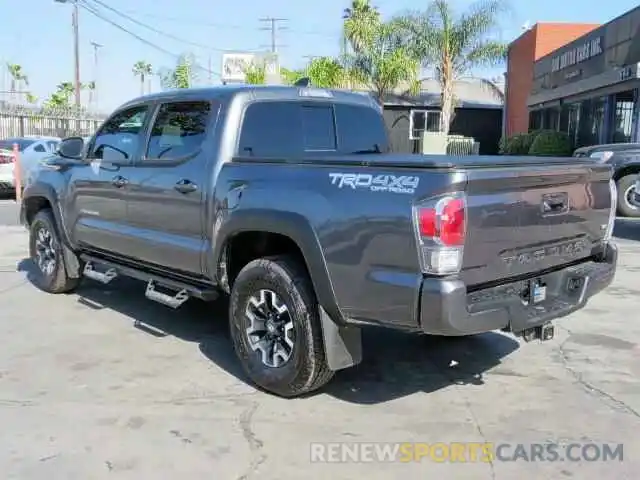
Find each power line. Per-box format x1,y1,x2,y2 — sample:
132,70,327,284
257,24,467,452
84,0,257,53
115,8,340,38
259,17,288,53
77,0,220,77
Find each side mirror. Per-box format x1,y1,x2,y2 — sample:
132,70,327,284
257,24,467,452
57,136,85,160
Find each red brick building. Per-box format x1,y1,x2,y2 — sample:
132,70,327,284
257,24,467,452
504,23,600,137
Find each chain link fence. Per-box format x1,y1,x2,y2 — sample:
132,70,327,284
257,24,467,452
0,103,107,139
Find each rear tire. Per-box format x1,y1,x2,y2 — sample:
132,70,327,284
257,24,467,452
616,174,640,218
28,209,80,293
229,255,334,398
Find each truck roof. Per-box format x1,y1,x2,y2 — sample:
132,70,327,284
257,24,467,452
120,84,380,110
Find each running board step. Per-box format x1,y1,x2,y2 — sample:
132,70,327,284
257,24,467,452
145,280,189,309
79,254,219,304
83,262,118,284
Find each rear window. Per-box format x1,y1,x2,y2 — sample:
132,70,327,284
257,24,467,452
334,103,390,153
0,139,35,151
237,100,388,157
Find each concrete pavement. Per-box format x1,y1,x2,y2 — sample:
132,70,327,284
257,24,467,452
0,208,638,479
0,198,19,226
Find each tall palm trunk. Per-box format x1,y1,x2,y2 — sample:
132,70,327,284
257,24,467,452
140,74,145,95
439,57,454,135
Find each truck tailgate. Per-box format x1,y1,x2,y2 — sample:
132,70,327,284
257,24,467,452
462,162,613,287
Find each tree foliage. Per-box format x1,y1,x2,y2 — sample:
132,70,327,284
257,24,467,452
342,0,381,54
43,82,74,109
342,5,420,102
243,63,266,85
159,55,197,90
306,57,347,88
132,61,153,95
395,0,508,134
6,63,28,92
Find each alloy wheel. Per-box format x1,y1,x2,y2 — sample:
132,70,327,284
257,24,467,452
624,184,639,210
34,226,57,276
245,289,295,368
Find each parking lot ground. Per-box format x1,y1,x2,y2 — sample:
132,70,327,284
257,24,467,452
0,218,639,479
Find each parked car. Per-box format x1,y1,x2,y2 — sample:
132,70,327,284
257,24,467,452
20,86,618,397
573,143,640,217
0,136,60,193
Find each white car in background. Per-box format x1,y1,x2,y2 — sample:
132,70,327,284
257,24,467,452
0,136,61,194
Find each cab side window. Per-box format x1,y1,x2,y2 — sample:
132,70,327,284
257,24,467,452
238,102,302,157
88,105,149,162
145,101,212,160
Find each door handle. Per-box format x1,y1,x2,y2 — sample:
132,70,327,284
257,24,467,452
174,179,198,194
112,175,128,188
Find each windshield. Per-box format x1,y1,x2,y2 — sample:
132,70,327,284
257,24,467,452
0,138,36,152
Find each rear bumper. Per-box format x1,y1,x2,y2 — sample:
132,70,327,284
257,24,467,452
419,242,618,336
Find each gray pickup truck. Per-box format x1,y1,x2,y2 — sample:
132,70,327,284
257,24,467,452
20,85,618,397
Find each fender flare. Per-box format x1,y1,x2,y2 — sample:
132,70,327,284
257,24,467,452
213,209,343,324
213,209,362,370
22,183,82,278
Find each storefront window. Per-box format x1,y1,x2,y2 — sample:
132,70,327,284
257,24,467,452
567,103,580,148
559,104,570,133
543,107,560,130
577,97,606,148
611,90,635,143
529,110,542,131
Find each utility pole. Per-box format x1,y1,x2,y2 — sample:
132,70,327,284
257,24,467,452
259,17,288,53
55,0,81,108
72,1,81,108
90,41,102,109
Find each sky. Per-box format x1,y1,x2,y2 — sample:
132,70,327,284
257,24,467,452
1,0,639,112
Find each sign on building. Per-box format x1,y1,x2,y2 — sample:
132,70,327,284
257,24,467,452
551,36,604,73
221,52,281,84
221,53,257,83
262,53,281,85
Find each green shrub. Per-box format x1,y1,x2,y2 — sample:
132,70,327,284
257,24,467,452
500,132,534,155
498,135,509,154
528,130,572,156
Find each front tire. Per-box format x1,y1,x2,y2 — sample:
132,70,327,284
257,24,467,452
29,209,80,293
616,174,640,218
229,255,334,398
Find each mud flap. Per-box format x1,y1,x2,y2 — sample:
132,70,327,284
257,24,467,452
319,306,362,371
61,242,82,279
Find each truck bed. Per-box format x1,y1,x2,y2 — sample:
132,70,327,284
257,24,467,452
237,153,599,169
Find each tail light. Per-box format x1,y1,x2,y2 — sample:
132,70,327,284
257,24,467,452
603,178,617,242
412,192,467,275
0,153,13,164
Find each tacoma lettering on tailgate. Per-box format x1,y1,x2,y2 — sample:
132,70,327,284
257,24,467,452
501,239,588,268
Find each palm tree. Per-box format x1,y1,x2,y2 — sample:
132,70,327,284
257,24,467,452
342,11,420,103
6,63,29,101
43,82,74,110
342,0,380,54
84,81,96,108
132,61,153,95
396,0,508,134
